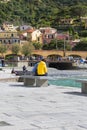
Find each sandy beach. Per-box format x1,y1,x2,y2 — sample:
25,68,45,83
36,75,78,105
0,67,87,130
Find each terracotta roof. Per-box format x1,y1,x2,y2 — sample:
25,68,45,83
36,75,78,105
27,29,34,33
57,34,69,40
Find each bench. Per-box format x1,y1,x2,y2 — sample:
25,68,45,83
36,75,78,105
76,79,87,94
21,75,48,87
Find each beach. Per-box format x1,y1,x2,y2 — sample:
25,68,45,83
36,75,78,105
0,67,87,130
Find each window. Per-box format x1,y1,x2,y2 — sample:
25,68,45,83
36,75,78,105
4,40,6,43
15,40,17,42
11,34,14,37
8,40,11,44
38,37,40,42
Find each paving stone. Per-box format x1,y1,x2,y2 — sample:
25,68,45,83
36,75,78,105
0,68,87,129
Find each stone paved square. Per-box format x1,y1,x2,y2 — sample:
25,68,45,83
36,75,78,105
0,81,86,130
0,67,87,129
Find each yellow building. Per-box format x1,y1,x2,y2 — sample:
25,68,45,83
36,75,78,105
0,31,20,44
27,29,43,43
2,22,16,32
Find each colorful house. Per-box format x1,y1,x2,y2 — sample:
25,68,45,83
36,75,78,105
27,29,42,43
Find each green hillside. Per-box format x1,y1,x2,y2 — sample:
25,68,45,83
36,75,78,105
0,0,87,27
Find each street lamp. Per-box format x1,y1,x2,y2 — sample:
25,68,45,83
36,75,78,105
63,37,66,57
56,39,58,50
55,33,58,50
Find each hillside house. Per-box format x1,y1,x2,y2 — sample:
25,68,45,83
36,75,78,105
2,22,16,32
40,27,57,34
27,29,42,43
59,18,73,25
0,30,20,44
81,17,87,29
19,25,33,31
39,27,57,44
1,0,10,3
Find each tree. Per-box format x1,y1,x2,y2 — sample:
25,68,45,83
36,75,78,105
21,42,34,57
73,39,87,51
0,44,7,57
33,42,42,50
42,39,71,50
70,5,87,18
42,40,56,50
11,43,20,55
57,7,70,18
42,44,49,50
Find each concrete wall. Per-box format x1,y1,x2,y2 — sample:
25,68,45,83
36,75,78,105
16,61,28,67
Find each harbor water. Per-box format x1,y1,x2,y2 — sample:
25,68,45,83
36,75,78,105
49,77,82,88
48,68,87,88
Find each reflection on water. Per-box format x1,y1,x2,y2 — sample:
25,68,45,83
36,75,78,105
49,76,87,88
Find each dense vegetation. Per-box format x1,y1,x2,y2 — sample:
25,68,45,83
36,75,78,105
0,0,87,28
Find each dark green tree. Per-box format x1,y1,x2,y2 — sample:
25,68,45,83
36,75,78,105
33,42,42,50
11,43,20,55
73,39,87,51
0,44,7,57
21,42,34,57
70,5,87,18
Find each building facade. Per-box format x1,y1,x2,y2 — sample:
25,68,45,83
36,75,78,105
0,31,20,44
